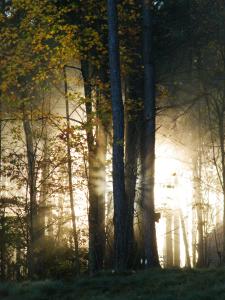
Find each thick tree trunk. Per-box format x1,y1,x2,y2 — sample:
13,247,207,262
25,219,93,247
125,121,138,267
63,67,80,275
96,68,110,271
81,60,98,274
141,0,159,267
95,121,107,270
107,0,127,271
88,121,107,272
81,61,107,273
125,76,141,267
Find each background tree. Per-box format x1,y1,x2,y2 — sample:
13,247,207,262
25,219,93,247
107,0,128,271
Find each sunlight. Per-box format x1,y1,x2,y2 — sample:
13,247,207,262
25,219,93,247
155,139,193,267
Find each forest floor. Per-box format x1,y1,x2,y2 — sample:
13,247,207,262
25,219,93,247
1,268,225,300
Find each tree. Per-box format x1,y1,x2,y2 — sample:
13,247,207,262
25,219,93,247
81,60,108,274
61,0,110,273
107,0,127,271
63,66,80,274
0,0,78,278
23,107,38,278
140,0,159,267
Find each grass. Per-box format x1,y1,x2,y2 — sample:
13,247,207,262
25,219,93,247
1,268,225,300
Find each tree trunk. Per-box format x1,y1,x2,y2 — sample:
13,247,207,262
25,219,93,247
124,76,141,268
96,124,107,270
219,114,225,264
173,210,180,267
0,98,6,281
63,67,80,275
192,201,197,267
38,101,51,239
96,68,110,271
179,209,191,268
0,209,6,280
81,61,107,273
107,0,127,271
195,177,204,267
23,109,37,279
166,210,173,267
140,0,159,267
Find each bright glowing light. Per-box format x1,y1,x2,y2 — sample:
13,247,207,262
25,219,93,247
155,139,193,267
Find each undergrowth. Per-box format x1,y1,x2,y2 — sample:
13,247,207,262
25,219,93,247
1,268,225,300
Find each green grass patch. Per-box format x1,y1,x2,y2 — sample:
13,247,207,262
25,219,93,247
1,268,225,300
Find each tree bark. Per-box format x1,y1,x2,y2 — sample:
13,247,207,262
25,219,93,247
81,61,107,273
63,67,80,275
0,208,6,280
140,0,159,267
179,209,191,268
165,210,173,267
124,76,141,267
219,112,225,264
23,109,37,279
38,100,51,239
173,211,180,267
194,173,204,267
0,98,6,280
0,2,6,279
107,0,127,271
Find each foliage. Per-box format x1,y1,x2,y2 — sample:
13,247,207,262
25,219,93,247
0,0,77,108
0,0,225,280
